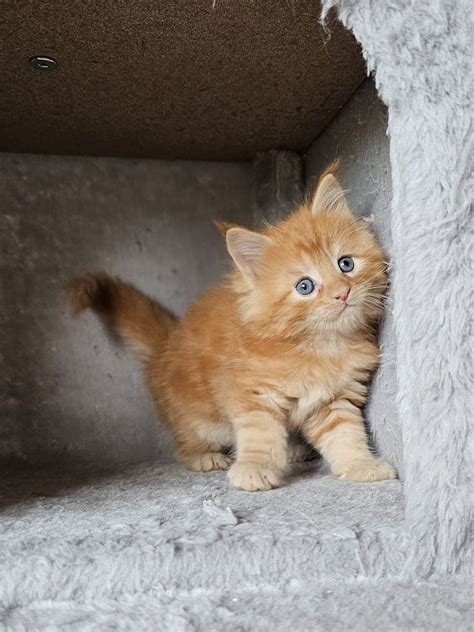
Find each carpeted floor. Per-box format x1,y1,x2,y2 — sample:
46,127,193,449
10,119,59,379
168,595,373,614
1,462,470,630
0,461,404,598
2,578,472,631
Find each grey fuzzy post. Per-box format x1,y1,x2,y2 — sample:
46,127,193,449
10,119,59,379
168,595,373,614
322,0,472,577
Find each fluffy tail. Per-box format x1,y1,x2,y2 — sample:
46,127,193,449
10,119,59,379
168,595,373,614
68,272,177,360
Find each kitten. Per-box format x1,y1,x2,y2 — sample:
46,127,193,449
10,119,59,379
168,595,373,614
69,165,396,491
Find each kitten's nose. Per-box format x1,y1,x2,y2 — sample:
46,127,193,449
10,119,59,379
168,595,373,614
334,287,350,302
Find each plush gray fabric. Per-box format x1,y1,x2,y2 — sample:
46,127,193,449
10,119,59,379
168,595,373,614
3,580,472,631
322,0,472,577
0,463,405,605
1,464,472,631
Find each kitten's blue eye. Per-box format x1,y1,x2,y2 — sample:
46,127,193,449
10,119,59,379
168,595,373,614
295,277,315,296
338,256,354,273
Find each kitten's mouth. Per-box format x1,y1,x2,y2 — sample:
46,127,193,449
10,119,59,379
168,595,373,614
336,302,358,320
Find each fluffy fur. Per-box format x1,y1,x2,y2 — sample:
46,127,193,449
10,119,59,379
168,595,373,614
70,166,395,491
322,0,472,576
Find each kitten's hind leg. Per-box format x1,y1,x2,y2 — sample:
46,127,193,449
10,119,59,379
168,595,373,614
175,421,234,472
179,451,232,472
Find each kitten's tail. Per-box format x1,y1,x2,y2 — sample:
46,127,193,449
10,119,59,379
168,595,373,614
68,273,177,360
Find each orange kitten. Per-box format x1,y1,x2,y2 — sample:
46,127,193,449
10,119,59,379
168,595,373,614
69,165,396,491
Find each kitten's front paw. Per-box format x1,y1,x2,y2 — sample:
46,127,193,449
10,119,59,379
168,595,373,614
181,452,232,472
335,457,396,482
228,461,283,491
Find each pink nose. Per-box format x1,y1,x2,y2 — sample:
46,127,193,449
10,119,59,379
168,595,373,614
334,287,350,302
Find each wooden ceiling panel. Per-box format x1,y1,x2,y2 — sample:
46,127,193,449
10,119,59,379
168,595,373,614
0,1,365,160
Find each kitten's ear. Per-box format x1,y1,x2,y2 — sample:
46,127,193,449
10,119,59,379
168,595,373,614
214,220,241,237
225,227,272,282
310,163,350,215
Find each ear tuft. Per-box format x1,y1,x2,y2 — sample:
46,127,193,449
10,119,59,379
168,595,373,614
310,161,350,215
215,221,241,237
226,227,271,282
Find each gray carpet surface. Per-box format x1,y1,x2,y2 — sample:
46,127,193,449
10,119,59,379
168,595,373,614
0,460,403,537
0,463,470,630
2,579,472,632
0,462,402,596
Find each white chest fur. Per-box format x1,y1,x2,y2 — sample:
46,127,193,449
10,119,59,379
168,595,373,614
287,373,343,428
285,345,366,428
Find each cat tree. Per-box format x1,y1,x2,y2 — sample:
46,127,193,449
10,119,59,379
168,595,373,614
321,0,471,578
0,0,470,628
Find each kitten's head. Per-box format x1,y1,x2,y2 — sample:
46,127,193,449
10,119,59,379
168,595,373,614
220,164,387,339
